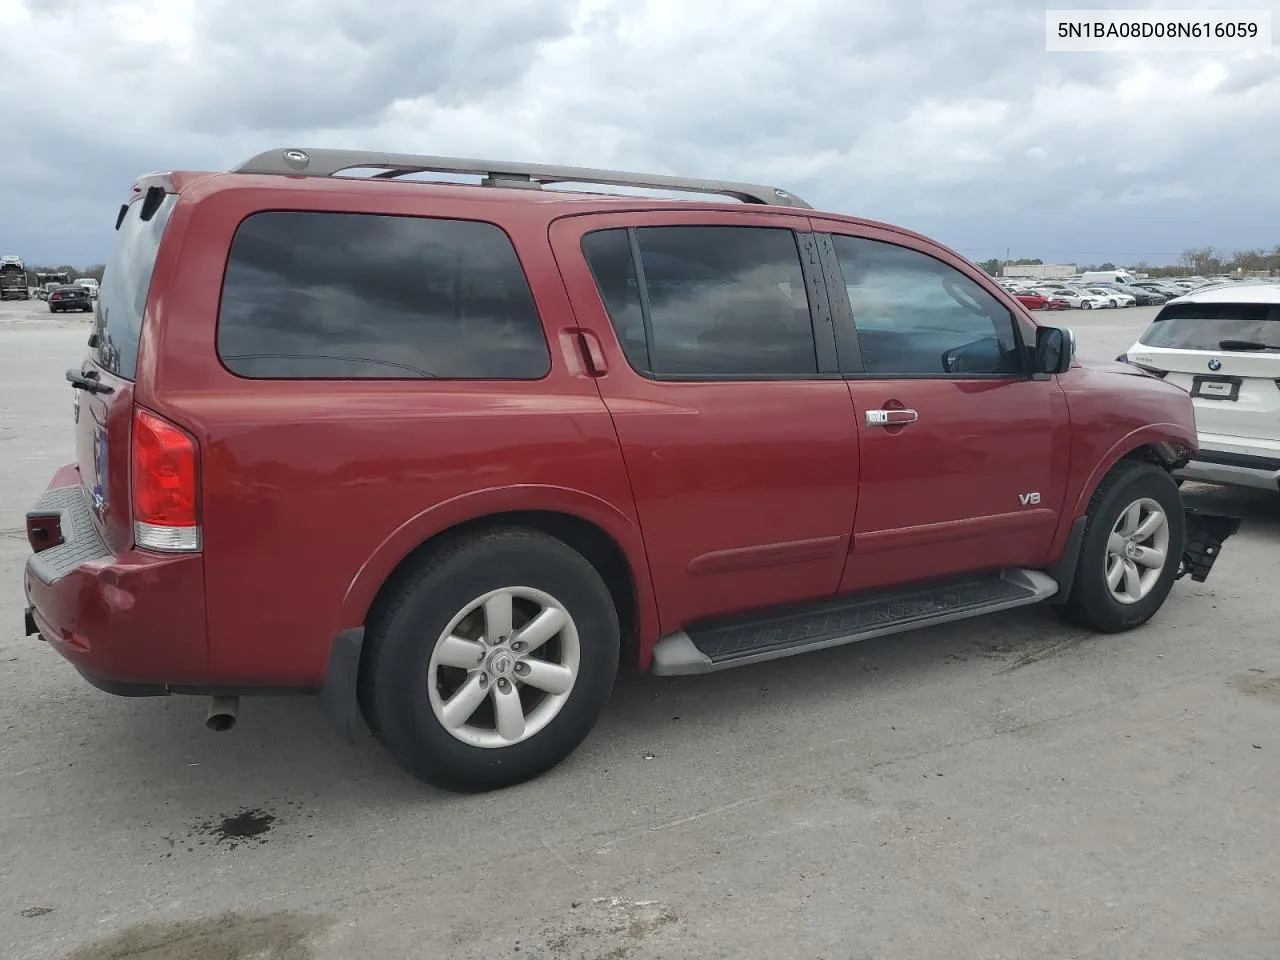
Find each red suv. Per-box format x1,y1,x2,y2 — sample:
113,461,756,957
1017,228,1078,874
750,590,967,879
22,148,1240,792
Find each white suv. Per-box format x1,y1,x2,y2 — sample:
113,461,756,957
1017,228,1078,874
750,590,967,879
1121,281,1280,492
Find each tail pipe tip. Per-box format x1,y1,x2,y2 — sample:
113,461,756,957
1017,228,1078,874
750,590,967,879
206,695,240,732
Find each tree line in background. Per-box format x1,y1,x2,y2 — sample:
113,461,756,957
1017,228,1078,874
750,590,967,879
979,247,1280,278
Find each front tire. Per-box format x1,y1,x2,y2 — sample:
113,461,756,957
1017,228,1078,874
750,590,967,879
360,528,620,792
1056,461,1184,632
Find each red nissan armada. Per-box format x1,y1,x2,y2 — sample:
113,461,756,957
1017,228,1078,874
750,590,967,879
22,148,1240,791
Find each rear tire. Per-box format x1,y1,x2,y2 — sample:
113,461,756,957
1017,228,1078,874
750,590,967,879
1055,461,1184,633
359,527,620,792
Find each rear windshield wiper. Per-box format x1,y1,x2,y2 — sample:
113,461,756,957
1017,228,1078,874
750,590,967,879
66,369,113,394
1217,339,1279,352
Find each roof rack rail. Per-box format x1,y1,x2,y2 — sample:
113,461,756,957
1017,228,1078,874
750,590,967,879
230,148,812,209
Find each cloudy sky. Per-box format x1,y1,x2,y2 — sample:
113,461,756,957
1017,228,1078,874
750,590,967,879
2,0,1277,268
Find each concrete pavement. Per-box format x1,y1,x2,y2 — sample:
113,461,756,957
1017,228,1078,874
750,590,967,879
2,298,1277,960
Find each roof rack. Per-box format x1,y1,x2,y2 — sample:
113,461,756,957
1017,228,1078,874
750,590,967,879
230,148,812,209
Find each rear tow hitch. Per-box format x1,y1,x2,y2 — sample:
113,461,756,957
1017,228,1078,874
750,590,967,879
1178,510,1242,582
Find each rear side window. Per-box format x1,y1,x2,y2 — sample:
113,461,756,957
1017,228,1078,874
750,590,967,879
581,225,818,378
216,212,550,379
94,190,177,379
1139,302,1280,351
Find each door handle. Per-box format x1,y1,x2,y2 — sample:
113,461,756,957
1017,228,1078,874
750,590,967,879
865,408,918,427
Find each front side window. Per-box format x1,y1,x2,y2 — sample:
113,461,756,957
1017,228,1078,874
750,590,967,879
581,225,818,378
830,235,1022,377
217,211,551,379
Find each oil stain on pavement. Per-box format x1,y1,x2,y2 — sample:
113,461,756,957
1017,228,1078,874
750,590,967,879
66,911,329,960
161,808,278,856
1233,670,1280,704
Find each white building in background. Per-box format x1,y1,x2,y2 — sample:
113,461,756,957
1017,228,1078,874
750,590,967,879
1002,263,1078,279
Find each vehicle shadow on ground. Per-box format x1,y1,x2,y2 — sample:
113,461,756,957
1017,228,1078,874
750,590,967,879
60,603,1150,815
50,483,1277,839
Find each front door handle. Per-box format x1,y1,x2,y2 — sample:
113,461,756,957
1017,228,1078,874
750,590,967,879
865,408,918,427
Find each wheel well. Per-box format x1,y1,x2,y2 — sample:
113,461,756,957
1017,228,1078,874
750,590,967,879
1120,441,1190,471
364,510,640,669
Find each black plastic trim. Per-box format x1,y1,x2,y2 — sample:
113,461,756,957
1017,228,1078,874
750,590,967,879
1188,449,1280,471
1179,511,1242,582
813,232,865,374
1047,515,1088,604
78,670,170,698
318,627,369,744
796,231,841,375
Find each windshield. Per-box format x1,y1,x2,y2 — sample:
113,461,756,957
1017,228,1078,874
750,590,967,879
1138,302,1280,351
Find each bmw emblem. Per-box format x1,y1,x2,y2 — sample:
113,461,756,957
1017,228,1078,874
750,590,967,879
1207,358,1222,371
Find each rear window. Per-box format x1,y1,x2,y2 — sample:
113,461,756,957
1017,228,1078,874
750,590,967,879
215,211,550,380
1138,302,1280,351
93,190,177,379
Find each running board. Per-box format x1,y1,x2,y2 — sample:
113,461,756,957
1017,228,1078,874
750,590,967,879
650,569,1059,676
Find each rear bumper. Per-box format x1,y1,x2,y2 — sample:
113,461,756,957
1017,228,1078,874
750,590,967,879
1176,447,1280,492
22,470,208,692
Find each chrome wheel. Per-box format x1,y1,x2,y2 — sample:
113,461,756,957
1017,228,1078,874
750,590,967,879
427,586,579,749
1105,497,1170,604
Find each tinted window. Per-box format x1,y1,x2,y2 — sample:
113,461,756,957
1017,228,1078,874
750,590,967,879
217,212,550,379
831,236,1021,376
1138,302,1280,351
94,191,177,378
581,229,649,372
581,225,817,377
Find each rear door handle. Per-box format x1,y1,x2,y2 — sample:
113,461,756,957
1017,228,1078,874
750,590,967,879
865,408,918,427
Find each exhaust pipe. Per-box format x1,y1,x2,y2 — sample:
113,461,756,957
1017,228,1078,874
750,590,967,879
206,696,240,732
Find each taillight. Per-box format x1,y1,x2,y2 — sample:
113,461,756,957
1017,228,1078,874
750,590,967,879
131,408,201,552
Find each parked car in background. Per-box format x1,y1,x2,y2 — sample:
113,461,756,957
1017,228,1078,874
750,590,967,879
1085,287,1136,308
1132,280,1186,300
22,146,1240,792
46,283,93,313
1014,292,1050,310
74,277,99,300
1120,281,1280,493
1052,288,1113,309
1100,283,1166,306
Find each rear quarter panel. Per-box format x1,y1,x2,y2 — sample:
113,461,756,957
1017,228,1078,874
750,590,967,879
138,179,653,687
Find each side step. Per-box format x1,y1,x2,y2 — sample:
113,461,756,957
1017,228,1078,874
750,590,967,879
650,569,1059,676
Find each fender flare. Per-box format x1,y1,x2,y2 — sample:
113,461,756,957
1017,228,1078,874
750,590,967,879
333,483,659,657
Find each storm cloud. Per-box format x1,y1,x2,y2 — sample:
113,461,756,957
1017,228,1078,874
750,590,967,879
2,0,1277,266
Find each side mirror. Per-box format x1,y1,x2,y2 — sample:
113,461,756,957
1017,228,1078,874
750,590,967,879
1035,326,1074,375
